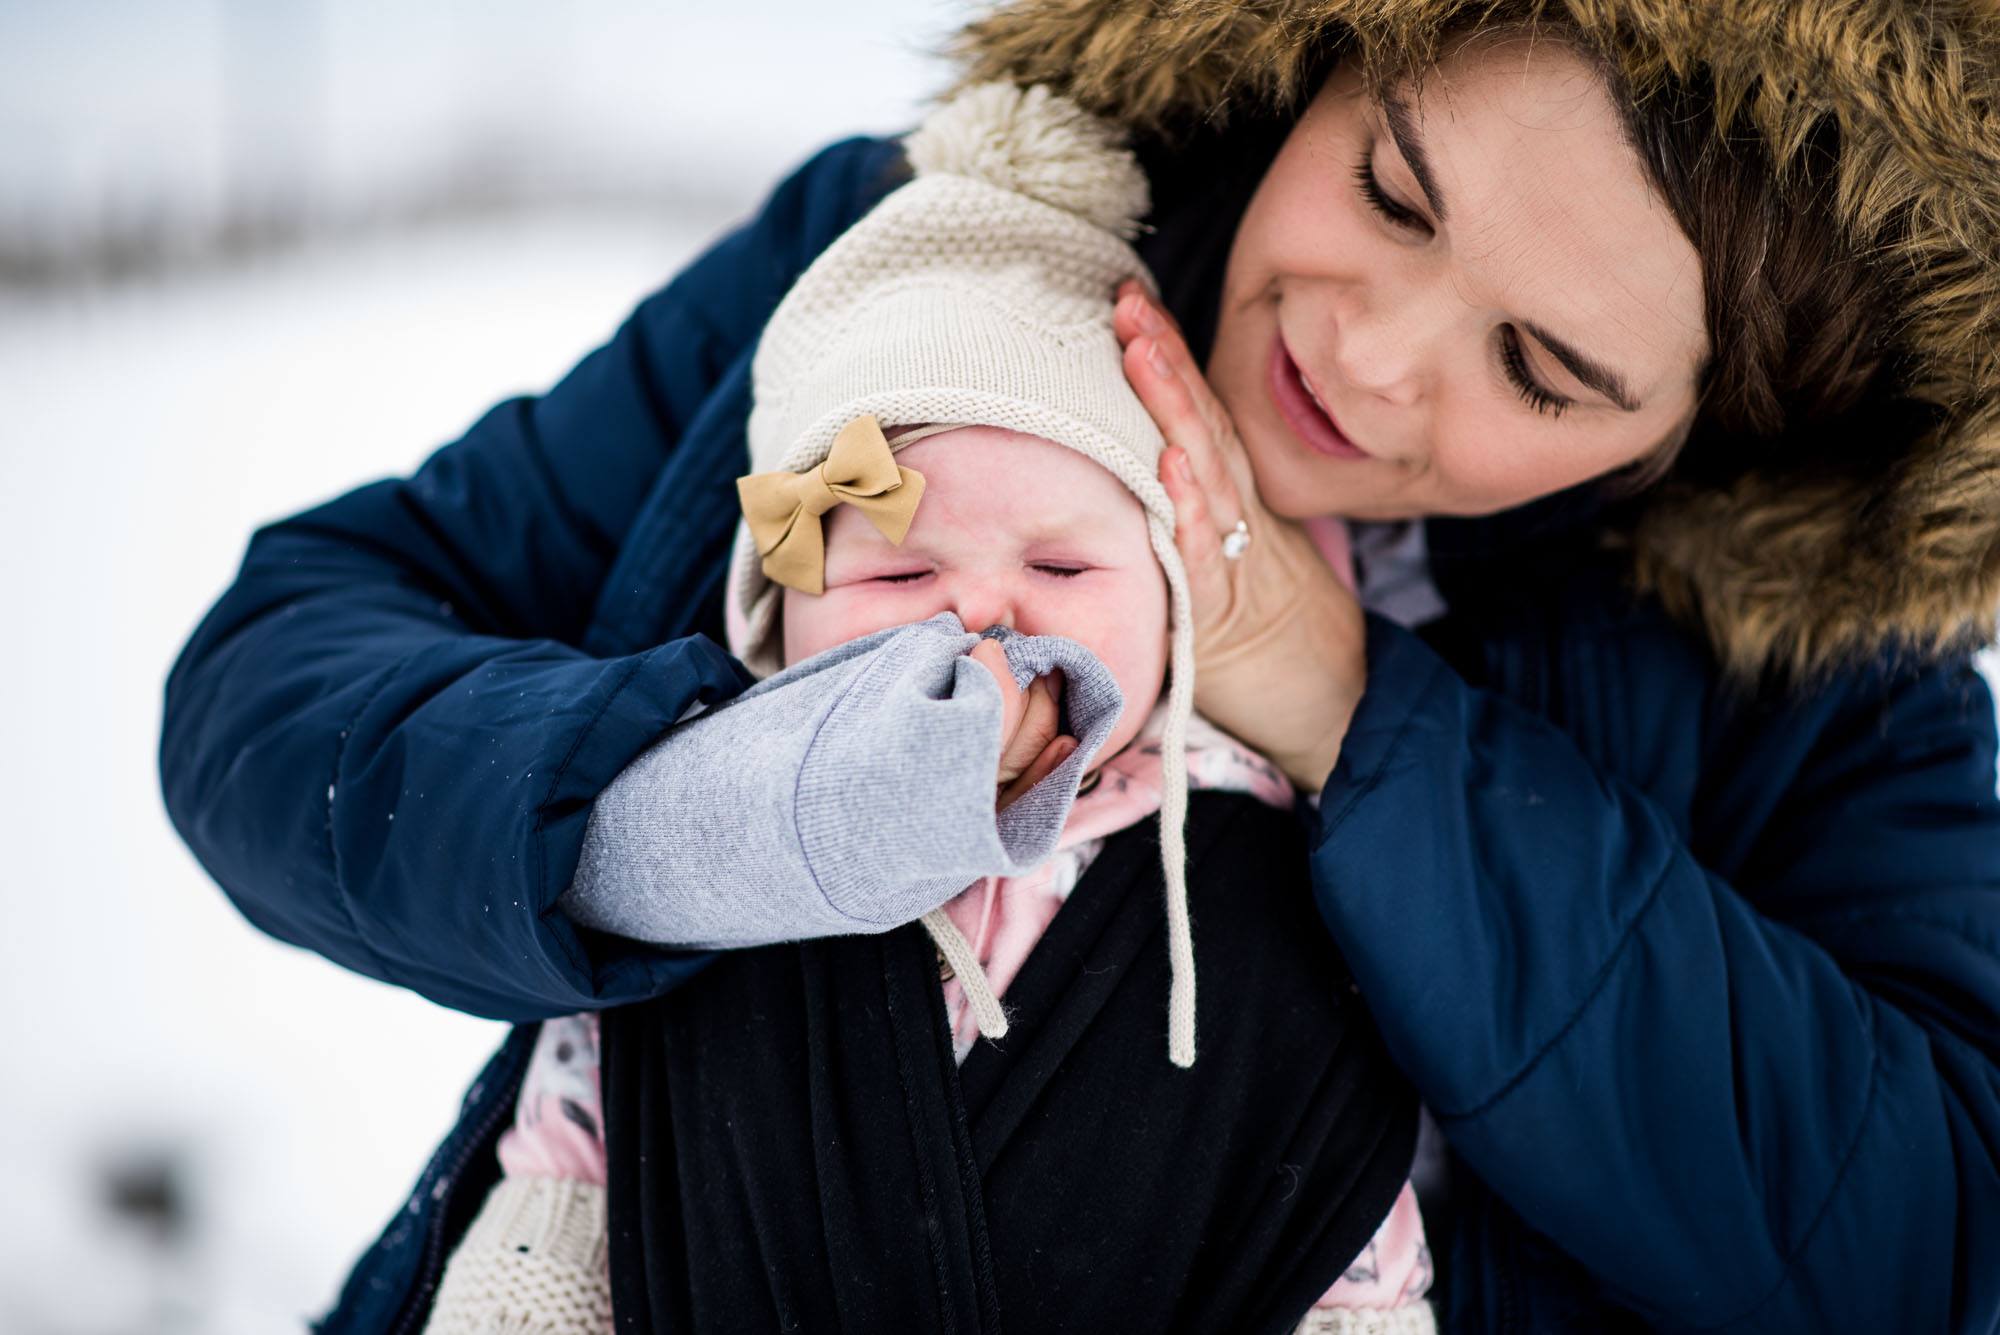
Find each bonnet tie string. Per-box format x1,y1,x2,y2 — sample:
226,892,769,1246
923,907,1011,1040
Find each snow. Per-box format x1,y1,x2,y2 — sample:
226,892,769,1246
0,4,965,1329
0,206,739,1331
0,0,963,275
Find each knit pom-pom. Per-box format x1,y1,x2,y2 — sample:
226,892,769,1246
904,81,1150,239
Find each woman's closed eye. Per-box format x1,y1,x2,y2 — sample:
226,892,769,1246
1352,151,1425,232
1351,147,1576,419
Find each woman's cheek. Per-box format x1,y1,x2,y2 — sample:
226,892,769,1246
1432,426,1579,516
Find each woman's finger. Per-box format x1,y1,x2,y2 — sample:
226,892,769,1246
1113,278,1185,342
1159,445,1238,634
997,671,1062,783
969,639,1025,766
997,734,1077,812
1115,288,1252,506
1115,287,1209,443
1122,333,1247,535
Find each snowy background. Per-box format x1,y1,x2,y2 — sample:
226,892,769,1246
0,3,957,1331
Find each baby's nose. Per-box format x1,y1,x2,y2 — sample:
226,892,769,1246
949,584,1016,635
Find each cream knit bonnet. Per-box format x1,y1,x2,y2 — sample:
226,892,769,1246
724,81,1203,1069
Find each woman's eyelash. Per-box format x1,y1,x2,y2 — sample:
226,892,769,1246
1351,153,1424,231
1353,148,1573,420
1499,327,1571,418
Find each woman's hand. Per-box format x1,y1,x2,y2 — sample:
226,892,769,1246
1113,279,1368,791
969,640,1077,810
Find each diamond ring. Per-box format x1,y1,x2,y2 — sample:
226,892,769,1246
1221,519,1251,560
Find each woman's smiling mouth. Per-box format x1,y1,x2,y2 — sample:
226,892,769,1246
1268,331,1371,460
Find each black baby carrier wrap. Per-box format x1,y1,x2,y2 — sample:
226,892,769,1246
600,791,1420,1333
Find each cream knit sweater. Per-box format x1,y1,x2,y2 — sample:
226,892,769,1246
421,1178,610,1335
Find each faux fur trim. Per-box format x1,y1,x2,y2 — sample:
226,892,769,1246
942,0,2000,679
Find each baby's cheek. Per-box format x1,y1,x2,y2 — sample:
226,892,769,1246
780,588,938,667
1074,576,1170,745
779,593,857,668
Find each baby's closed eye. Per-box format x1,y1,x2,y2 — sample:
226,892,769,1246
866,563,1090,585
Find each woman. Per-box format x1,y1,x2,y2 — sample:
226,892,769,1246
160,1,2000,1331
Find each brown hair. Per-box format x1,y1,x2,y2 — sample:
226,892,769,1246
1355,9,1905,496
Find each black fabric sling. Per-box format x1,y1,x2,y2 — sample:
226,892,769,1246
601,791,1420,1334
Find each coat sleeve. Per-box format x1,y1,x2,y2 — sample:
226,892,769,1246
159,136,903,1020
562,615,1118,948
1308,613,2000,1333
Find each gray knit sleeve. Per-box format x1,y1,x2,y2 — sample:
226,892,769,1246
559,612,1125,949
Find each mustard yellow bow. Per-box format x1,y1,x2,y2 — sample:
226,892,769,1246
737,415,927,595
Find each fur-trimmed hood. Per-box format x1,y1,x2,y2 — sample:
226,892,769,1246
943,0,2000,680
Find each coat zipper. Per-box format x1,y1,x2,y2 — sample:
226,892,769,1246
1495,1255,1524,1335
386,1045,529,1335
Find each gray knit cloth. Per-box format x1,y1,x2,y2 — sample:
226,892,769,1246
561,613,1126,949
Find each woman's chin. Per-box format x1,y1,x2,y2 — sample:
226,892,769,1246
1242,431,1347,519
1243,430,1427,523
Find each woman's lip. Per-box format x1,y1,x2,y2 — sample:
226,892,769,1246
1267,332,1370,460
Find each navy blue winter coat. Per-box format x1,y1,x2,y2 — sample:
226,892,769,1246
162,132,2000,1333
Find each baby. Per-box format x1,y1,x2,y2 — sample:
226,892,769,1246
786,420,1219,1055
420,82,1433,1335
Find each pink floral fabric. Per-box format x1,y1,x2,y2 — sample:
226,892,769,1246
495,1014,605,1183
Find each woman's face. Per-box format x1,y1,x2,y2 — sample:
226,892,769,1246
1207,34,1709,521
781,427,1170,760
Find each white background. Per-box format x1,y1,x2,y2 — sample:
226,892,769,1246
0,3,955,1330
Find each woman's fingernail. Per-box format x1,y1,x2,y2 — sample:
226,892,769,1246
1175,451,1195,484
1135,297,1164,335
1146,341,1171,379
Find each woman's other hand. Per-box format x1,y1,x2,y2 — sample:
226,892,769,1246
1114,279,1367,791
969,639,1077,809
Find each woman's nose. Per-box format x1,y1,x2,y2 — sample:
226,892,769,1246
1331,283,1453,407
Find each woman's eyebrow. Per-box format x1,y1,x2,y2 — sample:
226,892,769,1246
1519,320,1642,412
1381,87,1644,414
1380,88,1449,224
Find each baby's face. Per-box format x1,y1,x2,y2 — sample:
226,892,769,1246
782,426,1170,760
